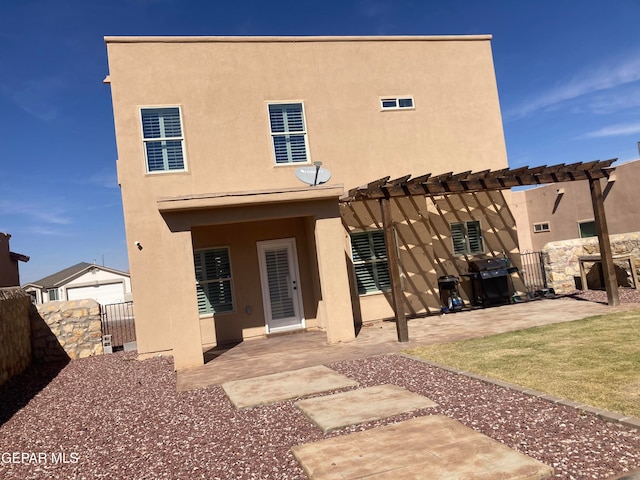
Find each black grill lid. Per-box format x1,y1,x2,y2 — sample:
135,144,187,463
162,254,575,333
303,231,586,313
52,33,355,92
468,257,509,271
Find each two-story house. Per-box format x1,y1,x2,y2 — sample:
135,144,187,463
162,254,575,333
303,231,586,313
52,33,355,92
105,35,513,370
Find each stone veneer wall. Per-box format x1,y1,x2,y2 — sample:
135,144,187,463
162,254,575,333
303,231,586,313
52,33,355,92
543,232,640,293
32,299,103,362
0,288,32,385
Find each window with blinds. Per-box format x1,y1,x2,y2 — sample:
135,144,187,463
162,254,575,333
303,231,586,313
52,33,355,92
380,96,414,110
268,103,309,164
451,221,484,255
350,231,391,295
141,107,186,173
193,248,234,315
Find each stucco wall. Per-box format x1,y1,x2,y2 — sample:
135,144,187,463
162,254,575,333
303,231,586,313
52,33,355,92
342,190,524,321
543,232,640,293
0,288,31,385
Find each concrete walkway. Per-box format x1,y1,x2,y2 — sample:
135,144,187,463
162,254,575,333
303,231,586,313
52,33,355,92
292,415,554,479
177,297,639,390
189,297,638,480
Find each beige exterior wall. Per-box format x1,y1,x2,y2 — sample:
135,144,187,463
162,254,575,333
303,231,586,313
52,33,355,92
510,159,640,252
105,36,510,369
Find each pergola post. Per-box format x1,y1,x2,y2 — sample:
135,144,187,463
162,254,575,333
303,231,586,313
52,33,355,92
379,196,409,342
589,177,619,306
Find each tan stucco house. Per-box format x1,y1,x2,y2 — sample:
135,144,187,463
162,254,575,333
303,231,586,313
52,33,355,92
104,35,516,370
511,158,640,252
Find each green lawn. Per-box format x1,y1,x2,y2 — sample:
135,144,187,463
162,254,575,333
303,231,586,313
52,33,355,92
404,309,640,418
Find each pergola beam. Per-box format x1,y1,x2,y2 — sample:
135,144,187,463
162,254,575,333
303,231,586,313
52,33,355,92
341,159,616,202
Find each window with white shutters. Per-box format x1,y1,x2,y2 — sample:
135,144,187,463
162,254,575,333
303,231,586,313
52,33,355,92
193,248,234,315
141,107,186,173
268,103,309,164
451,221,484,255
350,231,391,295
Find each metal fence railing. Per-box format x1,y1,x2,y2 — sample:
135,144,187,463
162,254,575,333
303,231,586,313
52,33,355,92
520,251,548,295
101,301,136,350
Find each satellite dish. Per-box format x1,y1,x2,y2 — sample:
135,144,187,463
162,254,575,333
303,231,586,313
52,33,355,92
295,162,331,186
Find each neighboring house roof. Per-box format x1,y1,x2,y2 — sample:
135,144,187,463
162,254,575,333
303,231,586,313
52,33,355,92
24,262,130,289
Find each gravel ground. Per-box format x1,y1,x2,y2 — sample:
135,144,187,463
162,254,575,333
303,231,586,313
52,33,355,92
1,291,639,480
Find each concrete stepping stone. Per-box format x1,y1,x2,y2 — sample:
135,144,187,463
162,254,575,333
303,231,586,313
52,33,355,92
222,365,357,409
295,384,437,432
292,415,553,479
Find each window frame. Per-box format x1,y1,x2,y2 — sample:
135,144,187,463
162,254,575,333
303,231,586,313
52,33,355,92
48,288,59,301
578,219,597,238
451,220,484,256
533,222,551,233
267,102,311,166
140,106,187,174
380,96,415,111
193,247,235,316
350,230,392,295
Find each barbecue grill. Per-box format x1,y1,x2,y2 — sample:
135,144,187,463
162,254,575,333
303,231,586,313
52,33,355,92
462,257,518,306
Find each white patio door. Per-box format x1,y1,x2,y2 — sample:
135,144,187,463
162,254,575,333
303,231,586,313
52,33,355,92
257,238,304,333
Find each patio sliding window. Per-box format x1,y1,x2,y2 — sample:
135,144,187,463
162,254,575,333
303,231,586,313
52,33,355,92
268,103,309,164
350,231,391,295
451,221,484,255
193,248,234,315
141,107,186,173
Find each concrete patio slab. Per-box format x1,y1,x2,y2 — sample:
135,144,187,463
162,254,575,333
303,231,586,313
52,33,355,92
222,365,357,409
178,298,640,390
291,415,554,480
295,384,437,432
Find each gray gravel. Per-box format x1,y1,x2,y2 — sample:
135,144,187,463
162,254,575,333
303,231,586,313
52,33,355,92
1,345,640,479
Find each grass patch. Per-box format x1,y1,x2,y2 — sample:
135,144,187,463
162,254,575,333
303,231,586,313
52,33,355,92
404,309,640,418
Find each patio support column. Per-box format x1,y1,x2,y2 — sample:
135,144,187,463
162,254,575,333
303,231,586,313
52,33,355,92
589,177,619,306
314,215,356,344
380,197,408,342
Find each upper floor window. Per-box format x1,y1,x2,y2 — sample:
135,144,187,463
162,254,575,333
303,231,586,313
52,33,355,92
380,97,414,110
451,221,483,255
141,107,186,173
194,247,234,315
350,231,391,295
533,222,550,233
268,103,309,165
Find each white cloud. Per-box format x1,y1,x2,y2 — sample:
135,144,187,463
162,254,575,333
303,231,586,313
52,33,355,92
585,86,640,115
88,170,119,189
24,226,70,237
583,123,640,138
0,76,66,122
508,52,640,118
0,200,73,225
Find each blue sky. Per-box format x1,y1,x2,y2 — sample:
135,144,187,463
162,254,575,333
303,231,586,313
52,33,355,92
2,0,640,284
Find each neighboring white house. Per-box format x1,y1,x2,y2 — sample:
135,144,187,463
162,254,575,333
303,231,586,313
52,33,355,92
23,262,132,305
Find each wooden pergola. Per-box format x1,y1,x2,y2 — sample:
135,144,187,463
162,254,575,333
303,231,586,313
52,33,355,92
339,159,618,342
